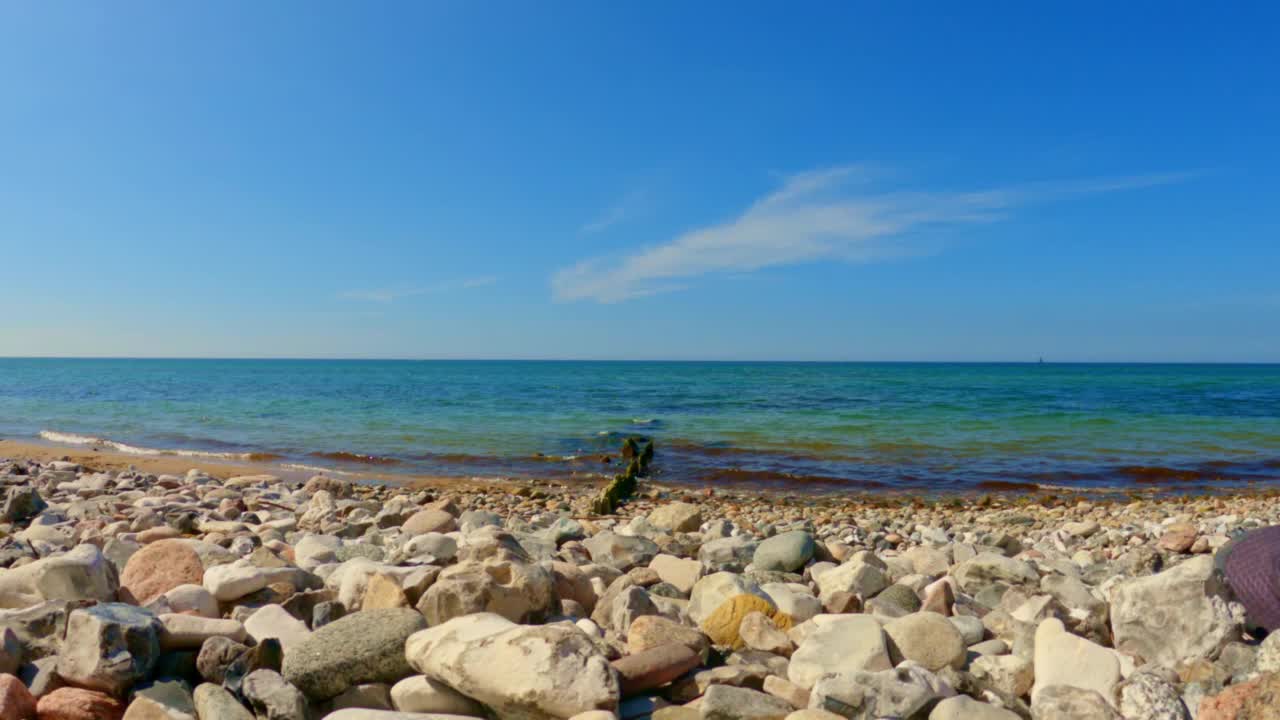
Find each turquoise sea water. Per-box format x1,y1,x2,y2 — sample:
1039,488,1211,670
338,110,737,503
1,359,1279,492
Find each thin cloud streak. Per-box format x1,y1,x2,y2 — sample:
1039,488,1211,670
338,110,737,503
552,167,1191,303
580,190,647,235
340,276,498,303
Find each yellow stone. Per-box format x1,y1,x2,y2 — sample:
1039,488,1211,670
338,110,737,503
361,572,408,610
698,594,793,649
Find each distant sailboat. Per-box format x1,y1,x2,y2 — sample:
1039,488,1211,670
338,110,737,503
1038,356,1045,365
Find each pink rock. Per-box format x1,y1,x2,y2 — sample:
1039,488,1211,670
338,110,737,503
35,688,124,720
1198,677,1261,720
0,674,36,720
119,540,204,606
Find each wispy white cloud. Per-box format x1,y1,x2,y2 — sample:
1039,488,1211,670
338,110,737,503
552,167,1191,303
580,190,647,235
340,276,498,303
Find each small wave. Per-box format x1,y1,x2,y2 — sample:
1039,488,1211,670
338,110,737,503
309,451,401,466
630,418,659,426
38,430,265,462
279,463,356,476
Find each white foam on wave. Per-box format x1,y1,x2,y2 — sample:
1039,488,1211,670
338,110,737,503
279,463,355,476
38,430,255,461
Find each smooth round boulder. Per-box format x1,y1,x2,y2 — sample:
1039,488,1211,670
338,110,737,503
752,531,815,573
120,540,205,606
282,608,426,701
884,612,966,671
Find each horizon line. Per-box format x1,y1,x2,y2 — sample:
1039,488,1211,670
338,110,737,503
2,356,1279,365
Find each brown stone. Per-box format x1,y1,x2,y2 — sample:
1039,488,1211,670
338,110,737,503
1158,523,1197,553
739,612,793,656
627,616,710,657
401,509,457,536
762,675,809,709
361,573,408,610
0,674,35,720
35,688,124,720
119,540,205,606
135,527,181,544
921,580,955,616
699,595,792,650
611,644,701,696
1199,678,1260,720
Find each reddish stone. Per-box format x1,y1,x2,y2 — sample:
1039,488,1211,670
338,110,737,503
35,688,124,720
0,674,36,720
1158,523,1198,553
1198,677,1261,720
611,644,701,696
118,539,205,605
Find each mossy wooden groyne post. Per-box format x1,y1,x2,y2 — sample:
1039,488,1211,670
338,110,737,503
590,437,654,515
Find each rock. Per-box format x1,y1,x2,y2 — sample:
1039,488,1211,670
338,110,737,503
282,608,425,701
401,509,457,536
241,669,307,720
592,583,657,636
583,533,659,572
689,573,772,626
807,664,953,720
119,540,205,606
814,561,888,603
1239,671,1280,720
1158,523,1198,553
123,680,195,720
362,573,409,610
0,602,70,661
920,579,954,616
194,636,246,684
1117,672,1189,720
970,654,1034,698
753,532,815,573
883,612,965,671
647,503,703,533
788,616,892,690
0,488,45,525
627,615,710,657
201,561,283,603
418,558,554,625
739,612,793,656
389,675,485,716
1109,555,1241,668
872,584,922,616
953,553,1038,594
223,639,283,700
1031,617,1119,706
761,583,821,624
56,604,162,696
612,644,701,696
0,545,116,609
649,555,701,595
701,685,793,720
930,696,1020,720
701,595,792,649
699,537,759,574
406,613,619,719
157,615,246,650
763,675,809,710
35,687,125,720
1030,685,1121,719
158,585,218,619
0,673,36,720
243,605,311,653
330,683,393,711
192,683,252,720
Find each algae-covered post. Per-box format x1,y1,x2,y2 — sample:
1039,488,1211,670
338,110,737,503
590,437,654,515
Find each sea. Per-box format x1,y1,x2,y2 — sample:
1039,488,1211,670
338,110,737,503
1,359,1279,493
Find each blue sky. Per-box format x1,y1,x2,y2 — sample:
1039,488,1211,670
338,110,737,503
2,3,1277,361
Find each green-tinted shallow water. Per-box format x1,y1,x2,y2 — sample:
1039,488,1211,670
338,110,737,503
1,359,1279,492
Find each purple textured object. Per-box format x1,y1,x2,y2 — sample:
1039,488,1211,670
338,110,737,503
1223,526,1280,632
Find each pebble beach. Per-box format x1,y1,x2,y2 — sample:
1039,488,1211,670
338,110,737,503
0,453,1277,720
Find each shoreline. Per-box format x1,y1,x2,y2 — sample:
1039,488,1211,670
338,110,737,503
7,437,1280,509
